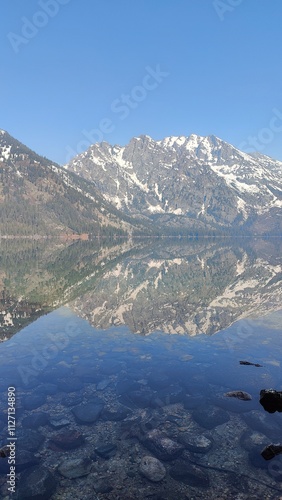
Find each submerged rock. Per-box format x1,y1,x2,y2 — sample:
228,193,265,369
240,430,269,452
15,466,57,499
72,401,104,424
170,460,210,487
179,433,213,454
192,406,230,430
21,412,50,429
23,394,47,411
142,429,184,461
58,457,92,478
139,455,166,482
50,429,85,450
94,443,117,459
17,429,45,452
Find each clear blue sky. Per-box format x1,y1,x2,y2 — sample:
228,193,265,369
1,0,282,164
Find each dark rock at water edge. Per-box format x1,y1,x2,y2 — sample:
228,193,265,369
72,401,104,424
170,460,210,487
58,457,92,478
261,443,282,460
23,393,47,411
21,412,50,429
142,429,184,461
50,429,85,450
15,466,57,499
192,406,230,429
17,429,45,452
260,389,282,413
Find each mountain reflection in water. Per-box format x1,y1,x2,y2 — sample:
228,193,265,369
0,237,281,339
0,238,282,499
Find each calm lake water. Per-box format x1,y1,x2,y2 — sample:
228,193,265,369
0,238,282,499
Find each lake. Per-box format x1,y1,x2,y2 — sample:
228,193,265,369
0,237,282,499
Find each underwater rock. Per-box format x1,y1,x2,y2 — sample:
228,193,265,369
183,395,204,410
115,379,140,395
142,429,184,461
38,383,58,395
127,389,153,408
102,405,131,421
93,479,114,493
224,390,252,401
23,394,47,411
97,379,111,391
179,433,213,454
58,457,92,478
15,466,57,499
50,430,85,450
17,429,45,452
61,394,83,407
21,412,50,429
94,443,117,459
72,401,104,424
157,384,185,405
260,389,282,413
139,455,166,482
148,373,170,390
212,395,257,413
261,443,282,460
49,416,71,429
192,406,230,430
170,460,210,487
240,430,269,452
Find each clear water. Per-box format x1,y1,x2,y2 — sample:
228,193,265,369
0,238,282,499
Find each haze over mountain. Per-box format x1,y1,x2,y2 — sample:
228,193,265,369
66,134,282,235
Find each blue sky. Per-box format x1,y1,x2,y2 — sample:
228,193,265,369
1,0,282,164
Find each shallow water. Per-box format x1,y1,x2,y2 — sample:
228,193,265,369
0,239,282,499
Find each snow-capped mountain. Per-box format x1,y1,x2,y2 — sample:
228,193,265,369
66,134,282,234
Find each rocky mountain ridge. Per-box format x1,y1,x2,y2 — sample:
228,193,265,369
66,133,282,234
